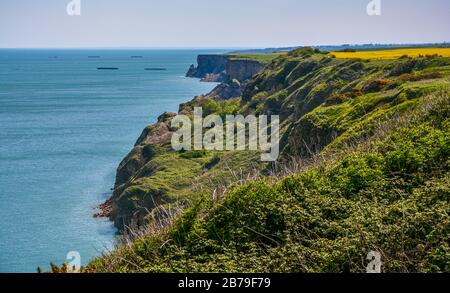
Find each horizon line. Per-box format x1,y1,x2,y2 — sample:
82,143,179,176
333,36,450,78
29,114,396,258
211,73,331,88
1,42,449,50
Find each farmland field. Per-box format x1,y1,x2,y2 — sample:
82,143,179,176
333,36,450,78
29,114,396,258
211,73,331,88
332,48,450,60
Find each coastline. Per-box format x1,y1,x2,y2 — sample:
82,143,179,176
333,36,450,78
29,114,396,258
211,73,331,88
95,54,265,231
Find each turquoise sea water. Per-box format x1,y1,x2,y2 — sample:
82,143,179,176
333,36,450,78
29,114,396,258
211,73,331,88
0,49,221,272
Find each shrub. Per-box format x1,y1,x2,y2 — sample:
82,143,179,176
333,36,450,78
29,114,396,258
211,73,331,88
202,98,221,116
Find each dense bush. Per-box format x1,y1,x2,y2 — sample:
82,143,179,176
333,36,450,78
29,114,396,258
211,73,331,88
202,98,221,116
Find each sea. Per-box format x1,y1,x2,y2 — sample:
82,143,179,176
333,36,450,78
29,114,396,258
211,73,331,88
0,49,221,272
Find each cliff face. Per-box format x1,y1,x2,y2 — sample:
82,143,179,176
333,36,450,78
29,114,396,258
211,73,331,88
186,54,264,84
226,59,264,82
186,55,229,82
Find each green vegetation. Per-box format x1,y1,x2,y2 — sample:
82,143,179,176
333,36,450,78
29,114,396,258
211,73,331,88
201,97,242,118
225,52,286,64
89,91,449,273
80,48,449,273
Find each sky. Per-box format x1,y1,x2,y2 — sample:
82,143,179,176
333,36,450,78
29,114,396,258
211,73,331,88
0,0,449,48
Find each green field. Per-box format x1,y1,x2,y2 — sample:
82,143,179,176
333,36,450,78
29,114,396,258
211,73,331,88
225,52,287,63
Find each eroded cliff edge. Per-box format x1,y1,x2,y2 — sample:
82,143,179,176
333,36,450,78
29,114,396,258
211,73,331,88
186,54,263,83
97,55,265,231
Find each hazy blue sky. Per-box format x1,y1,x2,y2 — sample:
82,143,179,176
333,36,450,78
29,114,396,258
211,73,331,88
0,0,449,48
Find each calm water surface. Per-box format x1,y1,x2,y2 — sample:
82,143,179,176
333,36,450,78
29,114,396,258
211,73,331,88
0,49,221,272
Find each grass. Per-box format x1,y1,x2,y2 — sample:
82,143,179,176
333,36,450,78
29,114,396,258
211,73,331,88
225,52,287,64
331,48,450,60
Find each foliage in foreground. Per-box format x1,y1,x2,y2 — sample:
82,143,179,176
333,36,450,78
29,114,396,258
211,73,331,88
89,91,450,273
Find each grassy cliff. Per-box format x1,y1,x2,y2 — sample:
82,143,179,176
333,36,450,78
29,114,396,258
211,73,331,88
87,48,449,273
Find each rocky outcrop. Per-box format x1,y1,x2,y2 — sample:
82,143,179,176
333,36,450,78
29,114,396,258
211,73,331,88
186,54,265,100
226,60,264,82
97,112,177,230
186,54,264,83
186,55,229,82
207,79,243,100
